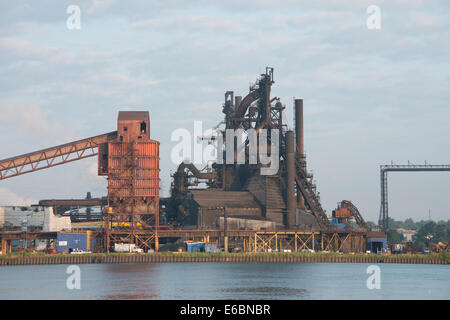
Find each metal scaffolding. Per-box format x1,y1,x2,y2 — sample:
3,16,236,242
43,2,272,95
379,164,450,230
243,231,366,253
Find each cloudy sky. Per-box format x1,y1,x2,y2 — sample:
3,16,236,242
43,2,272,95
0,0,449,223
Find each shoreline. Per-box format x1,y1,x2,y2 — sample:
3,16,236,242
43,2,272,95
1,252,448,265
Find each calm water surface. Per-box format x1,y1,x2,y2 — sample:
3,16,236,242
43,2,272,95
0,263,448,299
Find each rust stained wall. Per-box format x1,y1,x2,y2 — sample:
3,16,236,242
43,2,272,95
105,111,160,214
335,207,351,218
98,143,109,175
117,111,150,142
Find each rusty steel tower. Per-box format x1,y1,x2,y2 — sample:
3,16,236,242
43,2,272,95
0,110,160,252
99,111,160,252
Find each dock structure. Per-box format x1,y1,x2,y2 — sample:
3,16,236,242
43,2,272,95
1,229,368,254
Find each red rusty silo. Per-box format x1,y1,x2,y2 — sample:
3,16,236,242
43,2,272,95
99,111,160,252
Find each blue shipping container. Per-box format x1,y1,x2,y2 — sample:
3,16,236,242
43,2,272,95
331,218,346,229
57,233,88,253
186,242,205,253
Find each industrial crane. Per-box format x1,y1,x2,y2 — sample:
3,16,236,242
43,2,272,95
333,200,369,230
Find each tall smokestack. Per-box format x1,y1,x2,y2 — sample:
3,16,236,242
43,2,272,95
294,99,304,156
235,96,242,109
294,99,305,209
286,130,296,227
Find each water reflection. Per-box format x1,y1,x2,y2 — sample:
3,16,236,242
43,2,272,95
103,293,159,300
93,264,161,299
101,263,159,274
1,263,448,300
222,286,309,299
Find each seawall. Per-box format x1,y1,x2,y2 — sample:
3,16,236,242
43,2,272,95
0,254,448,265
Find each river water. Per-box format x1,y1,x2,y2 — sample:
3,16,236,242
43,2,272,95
0,263,448,299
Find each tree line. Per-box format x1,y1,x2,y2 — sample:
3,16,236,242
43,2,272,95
367,218,450,246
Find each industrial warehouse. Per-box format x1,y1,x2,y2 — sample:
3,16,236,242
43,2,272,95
0,68,386,255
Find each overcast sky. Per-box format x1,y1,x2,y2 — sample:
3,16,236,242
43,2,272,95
0,0,449,223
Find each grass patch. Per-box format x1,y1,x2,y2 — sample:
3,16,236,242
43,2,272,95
1,251,447,261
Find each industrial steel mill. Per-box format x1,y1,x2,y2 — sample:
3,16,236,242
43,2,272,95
0,68,386,254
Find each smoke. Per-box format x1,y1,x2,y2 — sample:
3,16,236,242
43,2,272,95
2,102,49,133
79,158,105,182
0,188,36,206
0,101,77,146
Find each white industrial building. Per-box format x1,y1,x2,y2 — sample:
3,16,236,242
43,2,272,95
396,228,417,243
0,206,71,232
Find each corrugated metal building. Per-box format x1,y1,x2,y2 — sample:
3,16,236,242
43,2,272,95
367,231,388,253
56,231,95,252
243,175,286,225
296,209,321,230
0,206,71,232
216,216,280,231
182,190,262,228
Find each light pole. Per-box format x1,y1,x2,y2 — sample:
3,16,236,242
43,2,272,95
219,206,228,253
425,234,433,251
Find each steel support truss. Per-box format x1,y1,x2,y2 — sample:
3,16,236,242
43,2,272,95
379,164,450,230
105,230,158,252
0,132,117,180
104,204,159,252
243,231,366,253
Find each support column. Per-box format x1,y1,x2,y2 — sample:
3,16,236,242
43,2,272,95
224,236,228,253
155,232,159,252
294,99,306,209
1,238,7,254
312,233,315,251
286,130,296,227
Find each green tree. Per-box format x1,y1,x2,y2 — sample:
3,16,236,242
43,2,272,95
385,217,403,230
416,220,428,230
381,217,449,245
386,229,402,245
403,218,416,230
434,222,447,242
414,221,436,247
447,220,450,240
